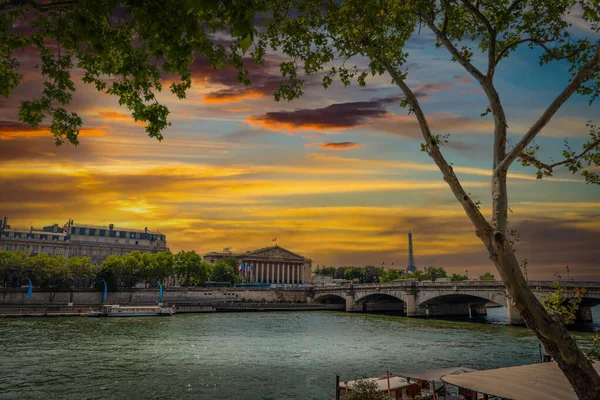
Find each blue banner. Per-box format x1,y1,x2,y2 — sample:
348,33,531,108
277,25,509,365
156,281,163,300
26,277,33,299
102,279,107,302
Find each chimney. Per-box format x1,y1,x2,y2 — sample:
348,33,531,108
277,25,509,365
30,226,33,233
145,227,148,233
109,224,114,230
2,217,7,229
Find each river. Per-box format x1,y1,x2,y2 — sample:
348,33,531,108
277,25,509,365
0,307,598,399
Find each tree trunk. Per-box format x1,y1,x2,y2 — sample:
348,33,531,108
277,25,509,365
487,232,600,399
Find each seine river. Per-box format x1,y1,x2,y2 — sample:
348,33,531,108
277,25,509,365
0,308,598,400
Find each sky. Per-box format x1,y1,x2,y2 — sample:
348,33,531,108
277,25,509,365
1,16,599,280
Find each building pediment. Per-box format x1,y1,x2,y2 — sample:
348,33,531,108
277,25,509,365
246,245,306,261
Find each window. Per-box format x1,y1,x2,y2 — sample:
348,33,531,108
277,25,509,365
21,233,27,239
45,247,52,254
6,244,13,251
135,241,139,245
19,245,25,252
82,249,88,256
71,249,77,256
85,228,90,235
56,248,63,255
95,229,100,236
8,232,14,238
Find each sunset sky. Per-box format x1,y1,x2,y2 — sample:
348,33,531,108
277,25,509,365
1,20,599,280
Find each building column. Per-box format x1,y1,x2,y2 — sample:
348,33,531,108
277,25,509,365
268,263,273,283
276,263,281,284
296,264,300,284
258,263,263,283
285,263,289,284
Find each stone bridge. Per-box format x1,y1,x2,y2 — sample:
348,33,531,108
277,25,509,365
308,280,600,324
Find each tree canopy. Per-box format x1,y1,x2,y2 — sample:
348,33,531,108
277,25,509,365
1,0,259,145
254,1,600,396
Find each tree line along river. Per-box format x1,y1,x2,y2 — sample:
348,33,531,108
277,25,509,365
0,307,598,400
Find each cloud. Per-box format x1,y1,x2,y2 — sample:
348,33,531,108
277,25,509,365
245,96,402,133
414,82,453,93
0,120,108,140
317,142,364,150
452,75,473,86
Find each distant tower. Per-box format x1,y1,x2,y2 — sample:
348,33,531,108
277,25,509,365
406,230,416,273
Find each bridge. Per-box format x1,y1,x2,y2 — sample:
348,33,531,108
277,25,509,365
308,280,600,324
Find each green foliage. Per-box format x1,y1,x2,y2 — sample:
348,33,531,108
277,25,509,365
542,281,582,325
379,268,403,283
450,273,469,282
480,272,496,280
346,378,386,400
2,0,260,145
255,0,600,183
173,250,209,286
210,260,240,284
344,266,367,281
314,266,337,277
0,250,28,283
27,253,71,289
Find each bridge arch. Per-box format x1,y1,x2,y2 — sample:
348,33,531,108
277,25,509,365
355,293,406,313
313,294,346,305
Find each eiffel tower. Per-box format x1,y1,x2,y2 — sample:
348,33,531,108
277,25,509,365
406,230,416,272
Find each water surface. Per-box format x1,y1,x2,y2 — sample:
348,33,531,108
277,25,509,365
0,307,597,399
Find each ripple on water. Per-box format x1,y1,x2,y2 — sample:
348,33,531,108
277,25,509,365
0,309,599,400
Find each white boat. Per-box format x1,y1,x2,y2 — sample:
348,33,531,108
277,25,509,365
88,304,175,317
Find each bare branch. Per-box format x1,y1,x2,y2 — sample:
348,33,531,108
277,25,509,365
519,137,600,173
497,40,600,173
381,56,491,234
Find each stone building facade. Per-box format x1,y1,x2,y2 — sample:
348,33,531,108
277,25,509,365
0,217,168,265
203,245,312,284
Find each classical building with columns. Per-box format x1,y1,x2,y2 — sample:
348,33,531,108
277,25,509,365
203,245,312,284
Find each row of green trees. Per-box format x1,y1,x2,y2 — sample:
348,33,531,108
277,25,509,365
0,250,243,290
314,264,495,284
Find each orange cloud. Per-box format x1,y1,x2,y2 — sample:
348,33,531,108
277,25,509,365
97,110,145,126
202,91,264,104
317,142,364,150
245,116,363,134
0,121,108,140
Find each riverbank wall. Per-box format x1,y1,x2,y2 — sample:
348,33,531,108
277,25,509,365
0,287,309,305
0,287,321,317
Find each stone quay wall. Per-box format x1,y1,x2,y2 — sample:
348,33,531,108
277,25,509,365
0,287,310,308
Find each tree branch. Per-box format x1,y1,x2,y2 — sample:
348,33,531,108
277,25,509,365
519,137,600,173
381,56,491,235
422,17,486,84
506,0,525,15
458,0,496,77
0,0,80,15
495,38,583,66
496,40,600,173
